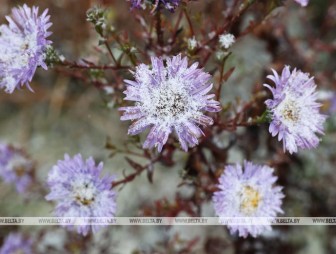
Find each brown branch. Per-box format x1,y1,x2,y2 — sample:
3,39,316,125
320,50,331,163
155,6,164,48
195,0,257,55
103,40,118,66
169,9,184,46
111,157,160,188
183,8,194,36
59,60,131,70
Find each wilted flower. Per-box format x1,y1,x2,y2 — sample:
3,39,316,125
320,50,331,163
294,0,309,7
0,4,52,93
218,33,235,49
0,233,33,254
45,154,117,236
264,66,326,154
212,161,284,238
120,55,221,152
129,0,180,12
0,144,34,193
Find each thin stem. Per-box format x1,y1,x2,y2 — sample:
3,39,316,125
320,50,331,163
115,149,148,158
232,0,257,25
195,0,257,54
60,60,130,70
183,8,194,36
169,9,184,46
217,90,268,130
103,40,118,66
155,5,164,47
216,62,225,101
111,157,160,188
215,52,232,101
108,34,138,67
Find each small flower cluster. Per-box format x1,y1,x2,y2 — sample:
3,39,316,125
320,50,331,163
187,36,198,51
45,154,117,236
0,143,34,193
0,4,52,93
218,33,235,49
86,6,106,36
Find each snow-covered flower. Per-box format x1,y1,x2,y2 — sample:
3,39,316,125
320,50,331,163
45,154,117,236
187,37,198,51
219,33,235,49
129,0,180,12
264,66,326,154
120,55,221,152
0,233,33,254
0,4,52,93
294,0,309,7
212,161,284,238
0,144,34,193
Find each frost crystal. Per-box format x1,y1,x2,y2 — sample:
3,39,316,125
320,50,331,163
0,233,32,254
264,66,326,154
187,37,198,50
0,144,34,193
0,4,52,93
219,33,235,49
45,154,117,236
212,161,284,238
120,55,221,152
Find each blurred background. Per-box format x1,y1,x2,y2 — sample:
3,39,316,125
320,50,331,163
0,0,336,253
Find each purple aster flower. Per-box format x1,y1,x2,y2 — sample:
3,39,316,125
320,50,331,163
264,66,327,154
45,154,117,236
212,161,284,238
0,144,34,193
0,4,52,93
119,55,221,152
294,0,309,7
0,233,33,254
129,0,180,12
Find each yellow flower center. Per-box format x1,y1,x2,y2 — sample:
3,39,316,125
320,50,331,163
281,100,300,122
239,186,261,215
72,181,96,206
75,195,95,206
